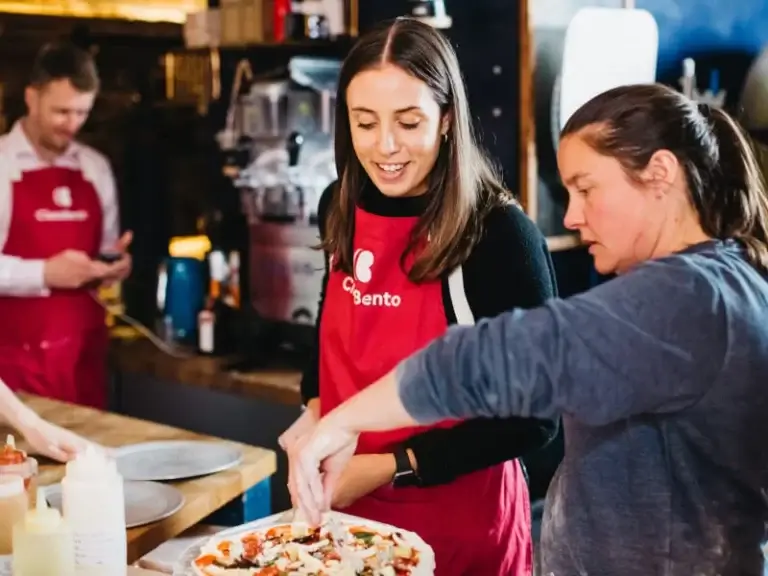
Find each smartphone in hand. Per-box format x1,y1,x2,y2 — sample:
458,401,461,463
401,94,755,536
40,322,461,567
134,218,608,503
97,253,122,264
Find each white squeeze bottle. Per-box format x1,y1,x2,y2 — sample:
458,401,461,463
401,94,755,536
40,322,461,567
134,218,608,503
12,486,75,576
61,445,127,575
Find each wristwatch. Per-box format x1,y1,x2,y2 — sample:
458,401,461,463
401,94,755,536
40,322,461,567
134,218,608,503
392,447,421,488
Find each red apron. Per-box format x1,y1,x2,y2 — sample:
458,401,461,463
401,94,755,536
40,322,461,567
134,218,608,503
0,166,108,409
320,206,532,576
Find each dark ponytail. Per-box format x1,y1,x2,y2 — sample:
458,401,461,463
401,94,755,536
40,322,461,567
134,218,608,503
705,107,768,270
562,83,768,271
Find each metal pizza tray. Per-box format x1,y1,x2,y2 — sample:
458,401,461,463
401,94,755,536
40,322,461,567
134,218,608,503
114,440,243,482
45,480,185,529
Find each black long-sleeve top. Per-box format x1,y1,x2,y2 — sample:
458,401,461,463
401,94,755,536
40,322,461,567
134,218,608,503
301,182,558,487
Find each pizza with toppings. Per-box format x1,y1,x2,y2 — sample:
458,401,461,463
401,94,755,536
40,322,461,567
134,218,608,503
191,516,434,576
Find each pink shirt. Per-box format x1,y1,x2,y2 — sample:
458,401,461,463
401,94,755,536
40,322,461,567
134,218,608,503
0,121,120,296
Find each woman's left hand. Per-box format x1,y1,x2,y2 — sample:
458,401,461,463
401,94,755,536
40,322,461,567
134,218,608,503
331,454,395,509
291,419,359,524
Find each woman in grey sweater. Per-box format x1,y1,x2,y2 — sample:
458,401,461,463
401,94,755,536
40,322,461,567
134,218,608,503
288,84,768,576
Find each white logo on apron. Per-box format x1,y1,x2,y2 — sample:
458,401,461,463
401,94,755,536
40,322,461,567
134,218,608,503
353,249,374,283
35,185,88,222
53,186,72,208
343,249,402,307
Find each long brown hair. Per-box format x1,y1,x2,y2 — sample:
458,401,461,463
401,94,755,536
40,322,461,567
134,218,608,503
562,83,768,270
322,17,513,283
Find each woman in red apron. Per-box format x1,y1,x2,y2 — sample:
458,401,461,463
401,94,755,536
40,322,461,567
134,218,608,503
281,19,558,575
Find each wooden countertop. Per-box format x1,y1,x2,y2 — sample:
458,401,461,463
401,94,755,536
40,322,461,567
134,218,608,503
3,395,277,564
110,337,302,405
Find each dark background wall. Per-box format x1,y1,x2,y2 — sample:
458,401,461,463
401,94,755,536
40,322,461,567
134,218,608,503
532,0,768,237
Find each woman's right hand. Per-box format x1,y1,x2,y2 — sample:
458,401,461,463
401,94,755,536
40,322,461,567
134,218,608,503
279,398,320,452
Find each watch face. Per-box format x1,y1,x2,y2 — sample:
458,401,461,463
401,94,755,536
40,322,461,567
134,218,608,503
393,448,418,487
393,468,416,487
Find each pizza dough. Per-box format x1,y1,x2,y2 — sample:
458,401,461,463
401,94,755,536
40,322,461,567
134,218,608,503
188,512,435,576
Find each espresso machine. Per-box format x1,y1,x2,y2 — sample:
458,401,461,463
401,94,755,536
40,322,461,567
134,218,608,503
217,55,340,366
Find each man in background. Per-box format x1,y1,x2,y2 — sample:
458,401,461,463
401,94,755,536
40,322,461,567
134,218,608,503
0,41,132,409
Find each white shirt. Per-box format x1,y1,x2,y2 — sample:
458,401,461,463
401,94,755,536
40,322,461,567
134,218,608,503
0,121,120,297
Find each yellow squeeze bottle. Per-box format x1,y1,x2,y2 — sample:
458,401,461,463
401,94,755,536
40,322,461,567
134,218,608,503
12,487,75,576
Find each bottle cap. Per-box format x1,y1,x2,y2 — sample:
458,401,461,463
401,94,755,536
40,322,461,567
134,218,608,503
24,487,64,533
0,434,26,466
0,474,24,497
65,444,121,483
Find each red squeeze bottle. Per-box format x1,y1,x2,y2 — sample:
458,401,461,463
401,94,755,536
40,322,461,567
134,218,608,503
0,434,38,502
0,435,26,465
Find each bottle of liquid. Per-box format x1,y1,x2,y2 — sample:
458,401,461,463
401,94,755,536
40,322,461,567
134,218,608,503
0,434,38,506
224,250,241,310
61,446,126,575
12,486,73,576
198,285,217,355
198,249,230,355
0,475,28,576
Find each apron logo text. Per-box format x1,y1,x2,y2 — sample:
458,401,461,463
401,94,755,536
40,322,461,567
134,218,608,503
342,276,402,307
344,249,403,307
35,209,89,222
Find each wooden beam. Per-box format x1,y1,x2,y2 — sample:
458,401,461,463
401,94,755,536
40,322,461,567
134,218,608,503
519,0,537,220
0,12,182,41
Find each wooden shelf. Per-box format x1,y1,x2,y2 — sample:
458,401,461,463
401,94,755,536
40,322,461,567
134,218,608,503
182,37,355,53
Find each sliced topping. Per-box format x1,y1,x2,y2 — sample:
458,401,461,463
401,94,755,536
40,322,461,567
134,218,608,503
194,554,216,567
351,529,376,546
253,568,280,576
265,524,292,541
240,533,262,559
297,548,325,571
285,543,300,562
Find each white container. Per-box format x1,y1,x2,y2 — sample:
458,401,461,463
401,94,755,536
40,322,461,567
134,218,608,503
61,446,126,575
12,486,75,576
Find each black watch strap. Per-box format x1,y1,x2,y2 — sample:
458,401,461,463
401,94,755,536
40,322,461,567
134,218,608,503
392,447,420,487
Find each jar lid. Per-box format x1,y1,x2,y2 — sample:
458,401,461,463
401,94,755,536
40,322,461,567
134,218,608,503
0,474,24,497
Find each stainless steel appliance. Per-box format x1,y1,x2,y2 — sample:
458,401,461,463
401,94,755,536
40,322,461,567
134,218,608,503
218,55,340,356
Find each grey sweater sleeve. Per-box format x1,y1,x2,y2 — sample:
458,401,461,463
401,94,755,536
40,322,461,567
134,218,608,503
396,257,728,427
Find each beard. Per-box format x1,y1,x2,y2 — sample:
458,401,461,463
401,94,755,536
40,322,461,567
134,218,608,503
39,132,73,154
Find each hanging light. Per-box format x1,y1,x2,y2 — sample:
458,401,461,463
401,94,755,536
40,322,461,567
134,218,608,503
0,0,205,23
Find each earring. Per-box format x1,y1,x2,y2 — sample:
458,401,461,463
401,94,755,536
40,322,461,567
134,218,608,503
443,133,448,143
